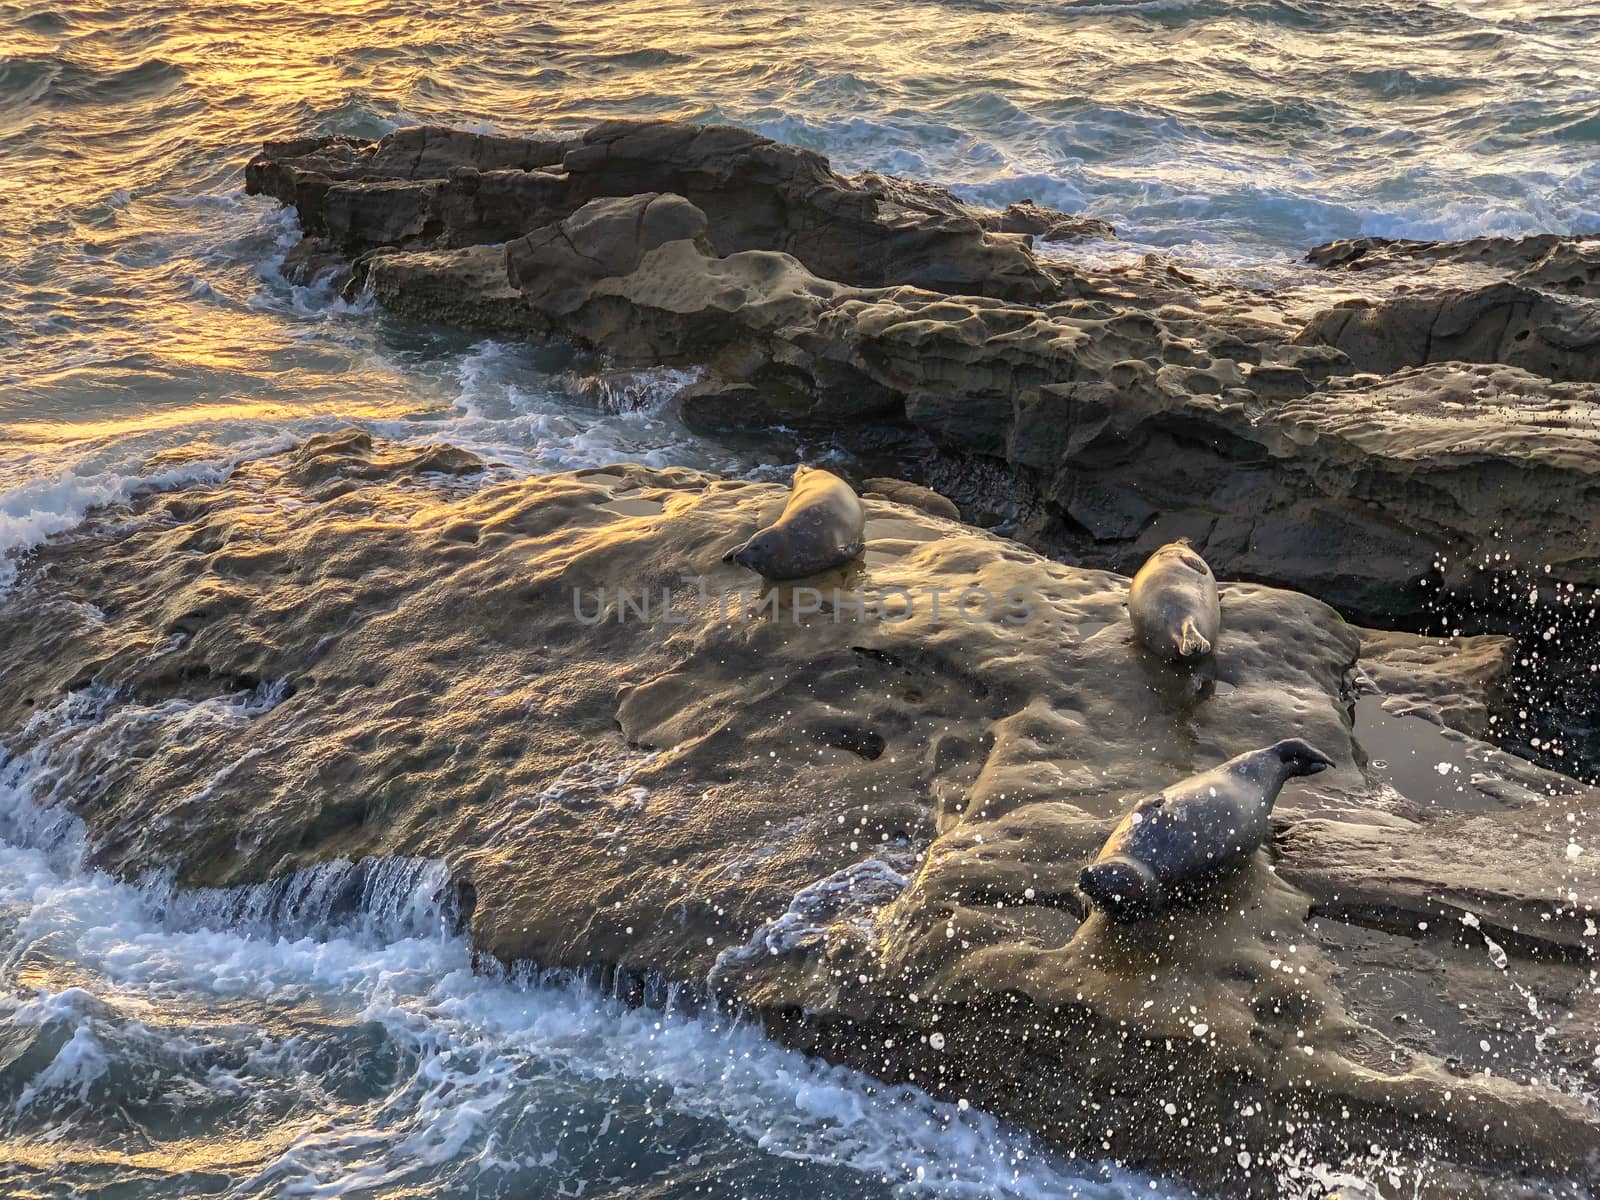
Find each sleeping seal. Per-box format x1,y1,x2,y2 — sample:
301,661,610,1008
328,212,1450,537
723,466,865,580
1079,739,1334,920
1128,539,1221,663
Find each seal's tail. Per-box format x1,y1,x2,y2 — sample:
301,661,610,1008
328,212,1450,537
1177,617,1212,658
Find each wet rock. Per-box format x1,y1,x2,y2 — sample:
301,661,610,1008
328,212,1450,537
1278,795,1597,956
383,225,1600,618
507,192,713,314
982,199,1117,242
1356,628,1513,739
365,243,546,332
1297,283,1600,382
1515,240,1600,299
944,358,1600,619
1306,232,1600,277
1267,365,1600,602
246,125,1600,625
0,434,1596,1196
246,128,575,249
246,127,572,191
249,121,1067,301
277,237,355,292
860,477,962,521
847,174,1116,243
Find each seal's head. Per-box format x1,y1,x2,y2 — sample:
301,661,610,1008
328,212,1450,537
1269,738,1335,778
1078,855,1162,920
723,529,781,576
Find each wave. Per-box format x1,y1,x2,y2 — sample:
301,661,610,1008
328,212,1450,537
73,57,187,104
0,433,295,592
0,701,1178,1200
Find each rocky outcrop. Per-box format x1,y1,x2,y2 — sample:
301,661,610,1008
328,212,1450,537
371,200,1600,619
1305,232,1600,277
1259,365,1600,607
1356,627,1513,739
1514,240,1600,298
1,433,1595,1197
1295,283,1600,381
248,121,1064,301
244,124,1600,631
848,171,1118,243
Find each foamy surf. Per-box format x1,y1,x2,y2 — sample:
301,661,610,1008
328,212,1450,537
0,703,1183,1200
0,432,297,592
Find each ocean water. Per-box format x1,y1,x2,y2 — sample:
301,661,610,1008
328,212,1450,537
5,0,1600,576
0,699,1181,1199
3,0,1600,1194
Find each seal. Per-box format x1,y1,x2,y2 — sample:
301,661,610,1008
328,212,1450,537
1079,739,1334,920
723,466,865,580
1128,538,1221,663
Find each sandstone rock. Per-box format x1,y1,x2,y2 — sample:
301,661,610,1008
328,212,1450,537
246,125,1600,628
248,121,1068,301
1515,240,1600,298
1,434,1595,1195
368,207,1600,620
506,192,712,315
1306,232,1600,277
1278,800,1597,961
860,477,962,521
1356,628,1514,739
1296,282,1600,382
846,174,1116,242
366,243,545,332
1260,364,1600,603
245,128,575,248
983,199,1117,243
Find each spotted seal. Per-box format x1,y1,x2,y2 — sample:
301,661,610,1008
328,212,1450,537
1128,539,1221,663
1079,739,1334,919
723,466,865,580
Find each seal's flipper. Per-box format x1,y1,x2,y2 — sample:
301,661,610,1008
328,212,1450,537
1178,617,1212,658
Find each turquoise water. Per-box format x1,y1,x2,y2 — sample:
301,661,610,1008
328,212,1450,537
2,1,1599,1195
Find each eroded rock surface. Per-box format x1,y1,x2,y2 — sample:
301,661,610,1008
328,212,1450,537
245,122,1600,625
375,192,1598,621
1305,233,1600,277
1,433,1595,1197
1356,627,1513,739
248,121,1063,301
1296,284,1600,381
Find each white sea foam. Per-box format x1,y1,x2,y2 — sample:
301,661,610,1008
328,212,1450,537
0,434,298,592
712,855,913,981
248,203,376,318
0,702,1180,1200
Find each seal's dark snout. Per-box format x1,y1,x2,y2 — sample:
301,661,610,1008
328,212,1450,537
1079,857,1160,920
1275,738,1334,776
725,536,774,576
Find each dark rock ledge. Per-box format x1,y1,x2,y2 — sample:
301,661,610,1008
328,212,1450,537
1,433,1596,1198
246,121,1600,625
